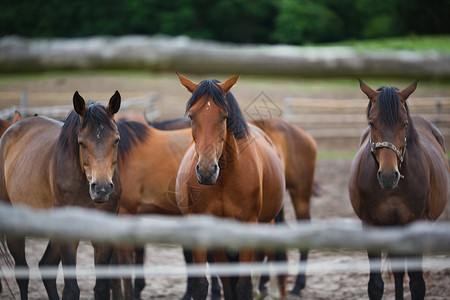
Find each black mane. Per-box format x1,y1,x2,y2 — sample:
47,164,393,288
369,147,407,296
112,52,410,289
117,120,150,163
367,86,418,145
185,79,248,139
56,101,116,160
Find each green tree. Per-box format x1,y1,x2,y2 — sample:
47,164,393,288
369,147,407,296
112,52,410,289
272,0,344,44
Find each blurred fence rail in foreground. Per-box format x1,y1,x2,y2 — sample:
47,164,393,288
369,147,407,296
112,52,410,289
1,203,450,255
1,36,450,78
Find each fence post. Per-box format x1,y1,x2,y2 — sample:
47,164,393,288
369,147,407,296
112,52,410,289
20,91,28,117
435,98,442,127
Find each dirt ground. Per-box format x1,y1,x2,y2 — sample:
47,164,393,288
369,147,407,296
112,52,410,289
0,72,449,299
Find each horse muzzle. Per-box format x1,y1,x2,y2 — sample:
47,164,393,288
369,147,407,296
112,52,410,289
89,181,114,203
196,163,219,185
377,169,400,190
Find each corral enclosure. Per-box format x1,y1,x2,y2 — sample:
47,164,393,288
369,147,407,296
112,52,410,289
0,35,450,300
0,71,449,300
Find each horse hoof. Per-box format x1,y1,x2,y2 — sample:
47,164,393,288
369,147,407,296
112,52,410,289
289,287,302,297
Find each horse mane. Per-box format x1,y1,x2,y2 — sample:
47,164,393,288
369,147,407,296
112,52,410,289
117,120,150,163
185,79,249,139
367,86,418,145
56,101,116,160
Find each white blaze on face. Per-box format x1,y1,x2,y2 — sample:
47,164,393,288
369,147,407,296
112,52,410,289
97,124,104,139
206,101,211,110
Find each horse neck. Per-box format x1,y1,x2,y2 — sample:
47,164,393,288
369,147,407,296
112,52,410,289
220,129,253,163
220,129,239,163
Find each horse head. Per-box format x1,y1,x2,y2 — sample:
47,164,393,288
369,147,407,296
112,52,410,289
359,79,418,189
178,73,239,185
73,91,121,202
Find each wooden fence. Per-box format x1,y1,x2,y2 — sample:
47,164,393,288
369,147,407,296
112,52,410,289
283,96,450,141
0,92,160,121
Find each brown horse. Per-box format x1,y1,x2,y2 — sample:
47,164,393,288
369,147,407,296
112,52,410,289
0,111,21,136
0,92,122,300
152,115,317,296
112,106,316,299
0,118,11,136
175,74,285,300
348,80,449,300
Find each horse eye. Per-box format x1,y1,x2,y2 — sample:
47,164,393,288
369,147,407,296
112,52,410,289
369,122,375,129
78,141,86,148
114,138,120,145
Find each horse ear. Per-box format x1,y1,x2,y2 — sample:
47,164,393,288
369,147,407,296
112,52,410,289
73,91,86,116
398,80,418,102
219,75,239,94
358,79,378,100
177,73,198,93
13,111,22,123
107,90,121,115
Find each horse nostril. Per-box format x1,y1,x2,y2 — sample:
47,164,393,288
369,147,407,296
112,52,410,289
109,182,114,192
90,183,97,191
213,164,218,173
393,171,400,181
196,164,200,173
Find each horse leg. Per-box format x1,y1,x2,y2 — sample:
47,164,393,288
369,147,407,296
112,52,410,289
6,236,29,300
134,246,146,300
114,245,134,300
39,240,61,300
367,251,384,300
190,249,209,300
92,242,114,300
213,250,236,300
391,255,405,300
60,241,80,300
407,256,425,300
206,251,221,300
236,249,254,300
181,247,193,300
110,246,124,300
288,187,311,296
255,251,269,297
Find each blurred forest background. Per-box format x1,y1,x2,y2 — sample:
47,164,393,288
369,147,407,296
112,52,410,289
1,0,449,45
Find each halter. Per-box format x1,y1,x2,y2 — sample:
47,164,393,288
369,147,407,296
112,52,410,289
369,134,407,178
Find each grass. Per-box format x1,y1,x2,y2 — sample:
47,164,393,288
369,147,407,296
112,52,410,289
323,34,450,52
317,151,357,160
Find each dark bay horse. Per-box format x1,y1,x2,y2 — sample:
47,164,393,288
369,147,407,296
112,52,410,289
0,92,122,300
348,80,449,300
175,74,285,300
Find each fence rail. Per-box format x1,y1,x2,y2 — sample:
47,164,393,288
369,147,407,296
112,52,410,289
1,204,450,255
283,96,450,139
0,92,160,121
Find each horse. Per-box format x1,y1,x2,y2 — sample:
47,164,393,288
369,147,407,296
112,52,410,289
348,80,449,300
0,118,11,137
151,115,316,296
175,73,285,300
112,105,316,299
0,111,21,137
0,92,122,300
